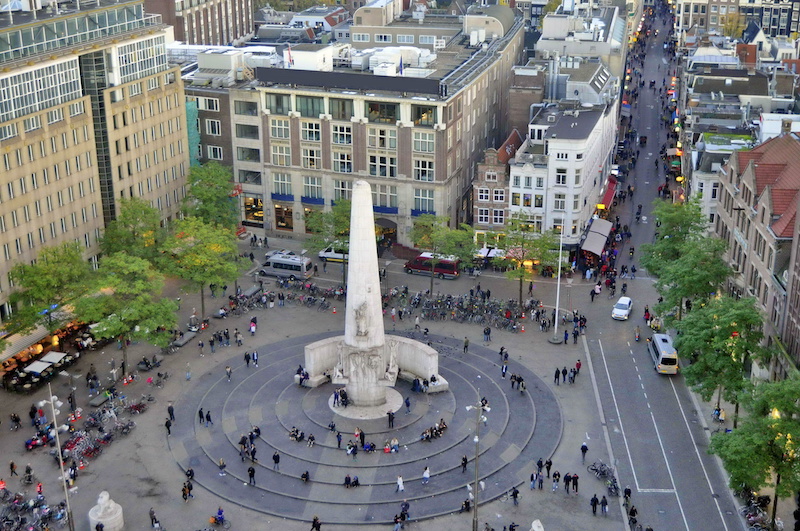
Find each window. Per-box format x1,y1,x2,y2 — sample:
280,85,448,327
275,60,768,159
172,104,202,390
18,177,27,195
333,125,352,144
419,35,435,44
373,184,398,207
6,182,14,199
511,193,520,206
234,100,258,116
369,155,397,177
554,193,565,210
412,105,436,126
238,170,262,185
273,173,292,195
303,176,322,198
301,122,321,141
24,116,42,132
368,128,397,149
478,188,489,202
302,148,321,169
414,159,434,181
196,97,219,111
478,208,490,224
272,145,291,166
366,102,399,123
333,152,353,173
375,34,392,42
330,99,353,121
397,35,414,43
492,209,505,225
237,147,260,162
493,189,505,202
266,93,290,114
413,132,435,152
711,183,720,199
205,119,221,136
271,119,290,139
414,188,434,212
574,169,581,186
352,33,370,42
47,108,64,124
536,177,544,188
534,195,543,208
555,169,567,185
334,180,352,201
235,124,259,139
485,172,498,182
555,152,568,160
296,96,324,118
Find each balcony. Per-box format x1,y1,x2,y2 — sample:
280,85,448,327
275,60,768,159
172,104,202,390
301,196,324,205
271,193,294,202
373,206,398,214
411,209,435,217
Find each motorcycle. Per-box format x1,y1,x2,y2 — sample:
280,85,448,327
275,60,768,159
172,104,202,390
634,326,640,342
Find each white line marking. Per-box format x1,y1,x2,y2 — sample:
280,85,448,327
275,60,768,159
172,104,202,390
650,410,691,530
669,378,730,530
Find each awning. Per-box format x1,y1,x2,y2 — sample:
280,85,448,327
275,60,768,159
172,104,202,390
0,325,51,363
24,360,52,374
598,177,618,209
40,351,68,364
581,232,607,256
666,148,679,156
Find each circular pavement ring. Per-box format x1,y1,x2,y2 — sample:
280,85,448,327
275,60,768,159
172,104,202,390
168,332,562,525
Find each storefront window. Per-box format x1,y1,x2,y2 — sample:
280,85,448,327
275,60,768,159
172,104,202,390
275,203,293,231
244,194,264,223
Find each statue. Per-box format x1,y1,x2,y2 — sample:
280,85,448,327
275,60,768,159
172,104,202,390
89,490,124,531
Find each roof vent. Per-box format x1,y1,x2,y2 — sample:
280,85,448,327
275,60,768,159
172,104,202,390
725,78,732,86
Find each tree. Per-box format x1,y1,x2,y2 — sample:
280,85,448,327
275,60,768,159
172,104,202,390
160,217,240,319
7,242,92,335
305,200,351,286
722,13,746,38
653,237,731,323
183,162,239,232
101,198,165,264
410,215,476,294
640,198,708,278
490,212,561,305
675,296,768,426
72,253,177,376
710,378,800,528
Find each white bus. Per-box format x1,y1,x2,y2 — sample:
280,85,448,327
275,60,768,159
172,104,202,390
258,252,313,280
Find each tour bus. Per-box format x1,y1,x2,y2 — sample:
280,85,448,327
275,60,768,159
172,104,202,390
258,252,313,280
404,252,461,279
648,333,679,374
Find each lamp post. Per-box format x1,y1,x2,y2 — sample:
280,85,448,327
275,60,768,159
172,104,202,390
549,218,566,345
466,392,490,531
40,382,75,531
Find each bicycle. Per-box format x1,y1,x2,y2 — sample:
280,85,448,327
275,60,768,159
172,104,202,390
587,461,614,479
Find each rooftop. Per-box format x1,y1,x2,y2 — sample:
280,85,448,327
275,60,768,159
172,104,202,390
544,110,603,141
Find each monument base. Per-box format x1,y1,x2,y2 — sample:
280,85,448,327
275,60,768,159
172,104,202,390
88,491,124,531
327,387,404,420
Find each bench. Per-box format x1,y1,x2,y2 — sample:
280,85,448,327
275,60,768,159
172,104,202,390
397,371,449,393
172,331,196,348
242,285,261,298
88,394,108,407
293,373,330,388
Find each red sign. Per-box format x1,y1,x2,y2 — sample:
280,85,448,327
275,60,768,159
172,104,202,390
236,226,247,236
230,184,243,197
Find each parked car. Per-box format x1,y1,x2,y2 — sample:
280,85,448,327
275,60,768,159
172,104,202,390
611,296,633,320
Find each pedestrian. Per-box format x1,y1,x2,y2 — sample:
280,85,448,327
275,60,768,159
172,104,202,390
334,389,340,407
272,451,280,470
463,337,469,353
554,367,560,385
387,410,395,428
167,403,175,422
252,350,259,367
164,418,172,436
149,508,157,527
9,461,17,477
218,458,226,476
198,408,204,424
186,362,191,381
209,336,215,353
336,432,342,449
575,359,582,374
501,363,507,379
580,442,588,463
483,326,491,342
600,495,608,515
590,494,599,515
511,486,519,505
422,467,430,485
395,475,404,492
311,515,321,531
182,483,189,502
545,459,552,477
404,397,411,414
564,330,569,344
461,455,468,473
251,446,258,462
225,366,232,382
323,261,327,273
551,470,560,491
205,411,213,427
564,473,571,494
186,480,194,498
198,340,204,357
248,466,256,485
530,471,537,490
244,352,251,367
572,472,579,493
561,367,568,383
528,281,533,296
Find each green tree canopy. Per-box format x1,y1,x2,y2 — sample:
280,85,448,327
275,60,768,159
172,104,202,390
675,296,767,420
72,253,177,375
490,212,561,305
305,200,351,252
160,217,240,318
410,214,476,293
710,378,800,527
7,242,92,335
640,198,708,278
101,198,165,263
183,162,239,231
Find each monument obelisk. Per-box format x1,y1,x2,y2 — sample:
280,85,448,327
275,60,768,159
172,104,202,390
338,180,389,406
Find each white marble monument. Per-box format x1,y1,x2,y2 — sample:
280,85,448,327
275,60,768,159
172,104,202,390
88,491,124,531
302,180,446,413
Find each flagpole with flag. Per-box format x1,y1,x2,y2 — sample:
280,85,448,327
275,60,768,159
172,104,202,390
399,58,404,76
286,44,294,67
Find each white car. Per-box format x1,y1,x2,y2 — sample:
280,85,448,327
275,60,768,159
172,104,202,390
611,296,633,320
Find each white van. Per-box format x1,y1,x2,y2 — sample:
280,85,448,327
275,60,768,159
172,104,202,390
318,242,348,263
648,333,678,374
258,253,313,280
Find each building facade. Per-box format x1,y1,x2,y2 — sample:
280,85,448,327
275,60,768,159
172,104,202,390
144,0,254,45
0,0,189,327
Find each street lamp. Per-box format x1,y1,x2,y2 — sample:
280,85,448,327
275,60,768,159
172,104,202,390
549,218,567,345
466,393,490,531
39,383,75,531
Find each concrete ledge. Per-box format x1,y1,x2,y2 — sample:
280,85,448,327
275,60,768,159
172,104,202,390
293,373,329,388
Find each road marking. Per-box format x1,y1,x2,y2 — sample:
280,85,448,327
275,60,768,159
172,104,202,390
640,488,675,493
650,409,691,530
669,378,730,530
